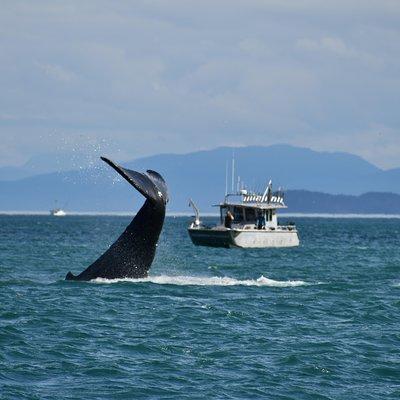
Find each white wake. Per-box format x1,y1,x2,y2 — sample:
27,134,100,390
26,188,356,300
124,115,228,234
92,275,309,287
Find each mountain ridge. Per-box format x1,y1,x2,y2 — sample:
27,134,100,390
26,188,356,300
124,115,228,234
0,145,399,213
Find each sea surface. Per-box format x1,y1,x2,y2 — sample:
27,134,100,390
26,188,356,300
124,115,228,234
1,215,400,399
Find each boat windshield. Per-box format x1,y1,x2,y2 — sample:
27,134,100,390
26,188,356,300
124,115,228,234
233,206,244,222
245,207,256,222
220,206,227,224
220,204,278,226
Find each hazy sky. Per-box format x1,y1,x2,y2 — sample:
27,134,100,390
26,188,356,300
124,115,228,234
1,0,399,169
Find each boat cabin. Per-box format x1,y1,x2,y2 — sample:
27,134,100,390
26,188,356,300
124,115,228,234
214,188,287,231
218,204,279,230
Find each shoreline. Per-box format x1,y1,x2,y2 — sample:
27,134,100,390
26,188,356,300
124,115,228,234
0,211,400,219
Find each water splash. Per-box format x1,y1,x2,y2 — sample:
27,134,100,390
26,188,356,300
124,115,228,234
92,275,309,287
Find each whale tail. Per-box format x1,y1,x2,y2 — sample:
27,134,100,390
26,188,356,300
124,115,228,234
100,157,168,204
64,157,168,281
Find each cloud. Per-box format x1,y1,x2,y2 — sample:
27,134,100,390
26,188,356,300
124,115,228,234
37,63,77,82
296,36,384,68
297,37,352,56
0,0,399,168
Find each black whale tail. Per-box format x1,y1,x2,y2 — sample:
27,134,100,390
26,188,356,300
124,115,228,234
100,157,168,205
64,156,168,282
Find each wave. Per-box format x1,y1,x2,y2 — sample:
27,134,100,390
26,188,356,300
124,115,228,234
92,275,309,287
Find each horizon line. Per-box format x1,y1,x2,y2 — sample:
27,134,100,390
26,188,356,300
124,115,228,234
0,211,400,219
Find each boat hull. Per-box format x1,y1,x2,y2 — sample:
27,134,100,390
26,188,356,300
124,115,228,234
50,210,66,217
188,227,299,248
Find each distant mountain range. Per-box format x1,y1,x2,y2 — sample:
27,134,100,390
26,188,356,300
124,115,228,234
0,145,399,213
284,190,400,214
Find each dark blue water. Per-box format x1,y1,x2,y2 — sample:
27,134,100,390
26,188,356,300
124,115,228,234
1,215,400,399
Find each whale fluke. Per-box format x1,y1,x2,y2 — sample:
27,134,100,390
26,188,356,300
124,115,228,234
66,157,168,281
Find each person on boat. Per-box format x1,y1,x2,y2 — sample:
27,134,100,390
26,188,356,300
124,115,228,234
257,213,265,230
224,211,234,228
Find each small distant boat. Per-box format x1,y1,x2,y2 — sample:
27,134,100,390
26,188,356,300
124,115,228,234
50,201,66,217
188,181,299,249
50,208,66,217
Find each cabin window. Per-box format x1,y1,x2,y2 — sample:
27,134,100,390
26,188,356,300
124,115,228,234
268,210,274,221
245,207,256,222
220,206,227,224
233,207,244,222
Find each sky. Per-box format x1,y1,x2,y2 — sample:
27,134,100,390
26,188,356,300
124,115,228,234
0,0,399,169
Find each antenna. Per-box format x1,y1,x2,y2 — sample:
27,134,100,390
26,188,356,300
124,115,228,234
225,161,228,196
231,150,235,193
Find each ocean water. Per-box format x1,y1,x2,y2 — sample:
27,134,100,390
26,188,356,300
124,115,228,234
1,215,400,399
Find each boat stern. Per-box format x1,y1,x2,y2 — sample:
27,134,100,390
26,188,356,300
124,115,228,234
188,226,235,248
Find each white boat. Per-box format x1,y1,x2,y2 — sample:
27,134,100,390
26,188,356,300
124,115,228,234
50,208,66,217
188,182,299,248
50,200,66,217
